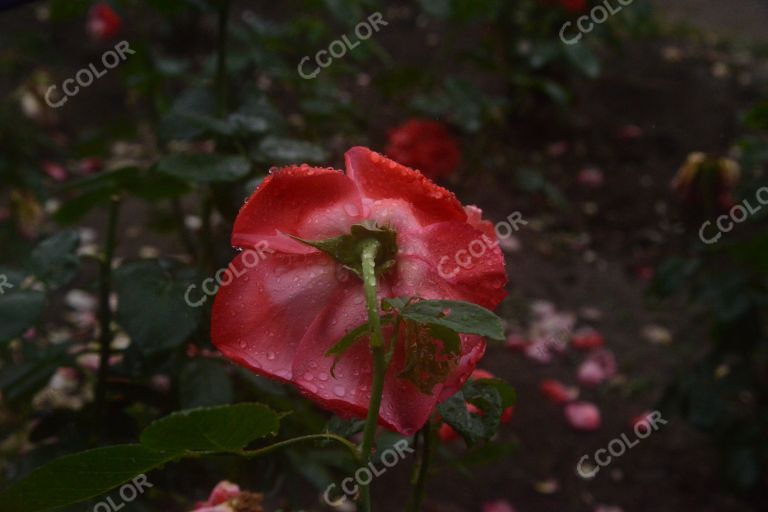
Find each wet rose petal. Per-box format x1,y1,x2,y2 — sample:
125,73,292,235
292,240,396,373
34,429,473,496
577,350,617,387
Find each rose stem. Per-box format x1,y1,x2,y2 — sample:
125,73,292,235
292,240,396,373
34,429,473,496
359,239,387,512
95,195,121,437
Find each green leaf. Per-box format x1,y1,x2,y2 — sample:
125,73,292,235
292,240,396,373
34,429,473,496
255,136,329,165
156,154,251,183
471,377,516,409
416,0,451,18
426,323,461,355
325,416,365,439
140,403,280,453
28,230,80,289
398,300,505,340
0,290,45,342
158,87,217,140
0,345,69,404
114,260,200,354
437,380,504,446
743,101,768,131
54,168,189,224
564,44,601,78
325,322,370,377
0,445,178,512
179,359,233,409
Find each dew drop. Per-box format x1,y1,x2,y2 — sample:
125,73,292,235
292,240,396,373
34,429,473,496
333,385,346,397
318,373,329,382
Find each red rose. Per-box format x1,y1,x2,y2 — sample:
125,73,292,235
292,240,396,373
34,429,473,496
211,147,507,435
385,119,461,180
87,2,122,41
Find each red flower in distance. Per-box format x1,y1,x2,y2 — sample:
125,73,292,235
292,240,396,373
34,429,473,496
211,147,507,435
385,119,461,180
87,2,122,41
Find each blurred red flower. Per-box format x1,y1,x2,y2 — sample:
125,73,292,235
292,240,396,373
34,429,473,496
541,0,588,12
87,2,122,41
483,500,517,512
539,379,578,405
385,119,461,180
571,327,604,350
212,147,507,435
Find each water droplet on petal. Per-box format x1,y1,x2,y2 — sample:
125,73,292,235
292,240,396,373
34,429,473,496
333,385,346,397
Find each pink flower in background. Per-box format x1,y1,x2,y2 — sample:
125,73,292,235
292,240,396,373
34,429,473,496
191,481,264,512
483,499,517,512
577,167,604,189
565,401,601,431
385,119,461,179
42,161,67,182
577,350,617,387
87,2,122,41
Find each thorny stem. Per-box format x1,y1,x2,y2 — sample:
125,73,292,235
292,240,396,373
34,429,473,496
95,196,120,434
359,240,387,512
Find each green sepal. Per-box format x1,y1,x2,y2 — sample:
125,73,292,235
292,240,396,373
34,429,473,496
291,223,398,278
